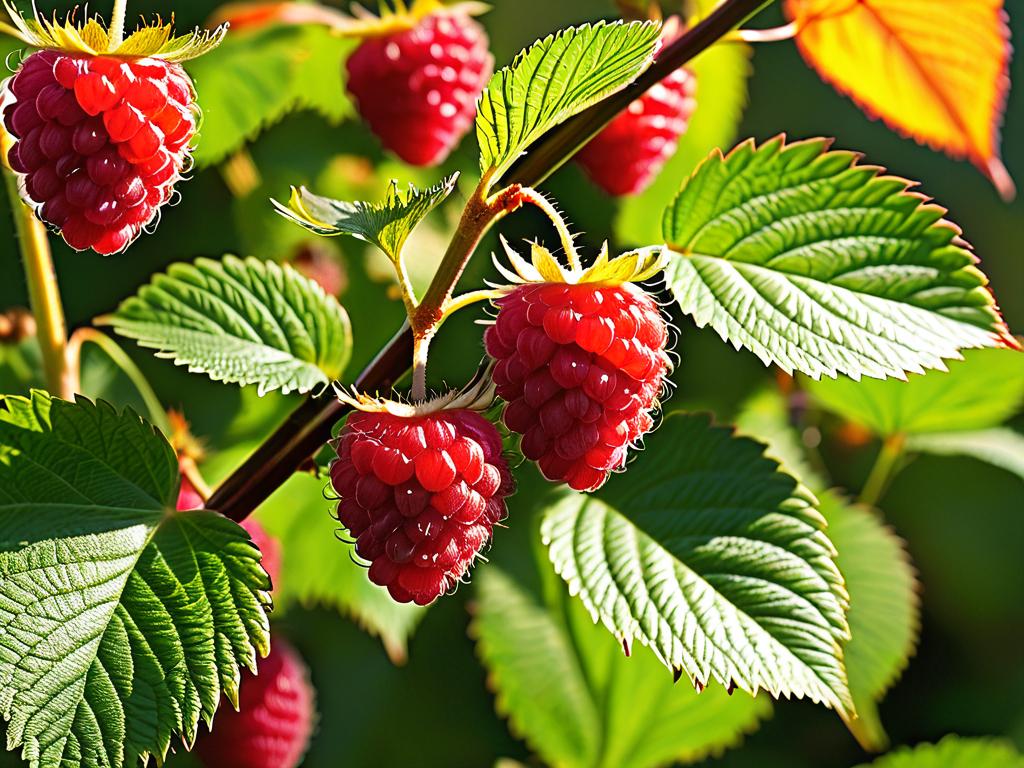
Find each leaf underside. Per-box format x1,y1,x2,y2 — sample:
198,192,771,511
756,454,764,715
0,393,271,768
107,255,352,396
541,412,853,716
663,136,1015,382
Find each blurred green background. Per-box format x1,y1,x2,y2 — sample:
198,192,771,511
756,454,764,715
1,1,1022,767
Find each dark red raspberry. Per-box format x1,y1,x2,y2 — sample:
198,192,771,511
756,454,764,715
177,475,283,587
2,49,197,254
485,281,671,491
330,407,513,605
575,21,697,196
197,637,315,768
346,10,493,166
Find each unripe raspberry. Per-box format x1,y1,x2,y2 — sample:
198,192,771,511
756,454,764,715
485,280,670,491
346,9,493,166
575,19,697,196
330,406,513,605
197,637,315,768
2,50,198,254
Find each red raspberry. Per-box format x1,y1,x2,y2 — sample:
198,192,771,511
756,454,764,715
2,49,197,254
346,10,493,166
330,407,513,605
177,475,283,587
485,281,671,492
575,21,697,196
197,637,315,768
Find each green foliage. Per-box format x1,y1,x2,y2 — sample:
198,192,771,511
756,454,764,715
805,348,1024,435
106,255,352,396
477,20,661,184
273,174,459,262
0,393,271,768
253,472,424,663
854,736,1024,768
186,25,355,167
540,413,853,715
615,39,750,244
907,428,1024,482
662,137,1014,381
474,565,770,768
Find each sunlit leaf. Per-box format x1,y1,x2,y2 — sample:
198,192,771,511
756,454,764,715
477,20,661,185
805,348,1024,436
907,428,1024,483
854,736,1024,768
663,137,1017,382
474,565,770,768
541,412,853,715
106,255,352,396
785,0,1014,199
0,393,271,768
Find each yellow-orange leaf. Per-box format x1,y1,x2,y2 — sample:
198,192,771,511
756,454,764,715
785,0,1014,199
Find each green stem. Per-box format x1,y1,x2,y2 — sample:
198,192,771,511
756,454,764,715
67,328,170,434
858,433,906,508
109,0,129,49
517,187,581,271
2,132,72,399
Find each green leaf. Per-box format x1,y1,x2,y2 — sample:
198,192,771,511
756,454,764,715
474,565,770,768
254,472,425,663
272,173,459,262
854,736,1024,768
105,255,352,396
662,137,1016,381
616,39,750,244
805,348,1024,436
477,20,661,184
0,393,271,768
907,428,1024,482
540,412,853,715
186,25,355,167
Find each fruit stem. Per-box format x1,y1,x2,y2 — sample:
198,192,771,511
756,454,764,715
516,187,581,271
443,288,506,319
2,131,73,400
66,327,170,434
109,0,129,49
725,21,800,43
410,330,433,402
858,433,906,508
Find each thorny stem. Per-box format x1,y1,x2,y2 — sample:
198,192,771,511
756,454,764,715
207,0,770,522
858,433,907,508
516,187,581,271
109,0,129,49
2,131,72,399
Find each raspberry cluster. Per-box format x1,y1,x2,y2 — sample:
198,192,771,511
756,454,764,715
575,25,697,196
485,281,670,491
346,11,493,166
2,49,196,254
197,638,315,768
331,408,513,605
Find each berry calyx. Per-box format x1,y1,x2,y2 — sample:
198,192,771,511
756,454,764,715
575,17,697,196
329,382,514,605
485,239,671,491
197,637,316,768
0,5,226,254
345,1,494,166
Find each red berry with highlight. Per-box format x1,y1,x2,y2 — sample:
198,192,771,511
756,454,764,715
485,281,671,491
575,21,697,196
331,408,513,605
346,11,493,166
2,50,197,254
197,638,315,768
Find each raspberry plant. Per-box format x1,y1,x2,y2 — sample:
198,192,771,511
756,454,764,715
0,1,1021,767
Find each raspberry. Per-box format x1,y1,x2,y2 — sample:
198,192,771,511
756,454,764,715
346,10,493,166
485,281,670,491
2,49,197,254
177,475,283,587
330,407,513,605
197,637,315,768
575,21,697,196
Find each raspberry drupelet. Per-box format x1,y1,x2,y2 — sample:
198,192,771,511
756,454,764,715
330,386,514,605
485,238,671,492
346,3,493,166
